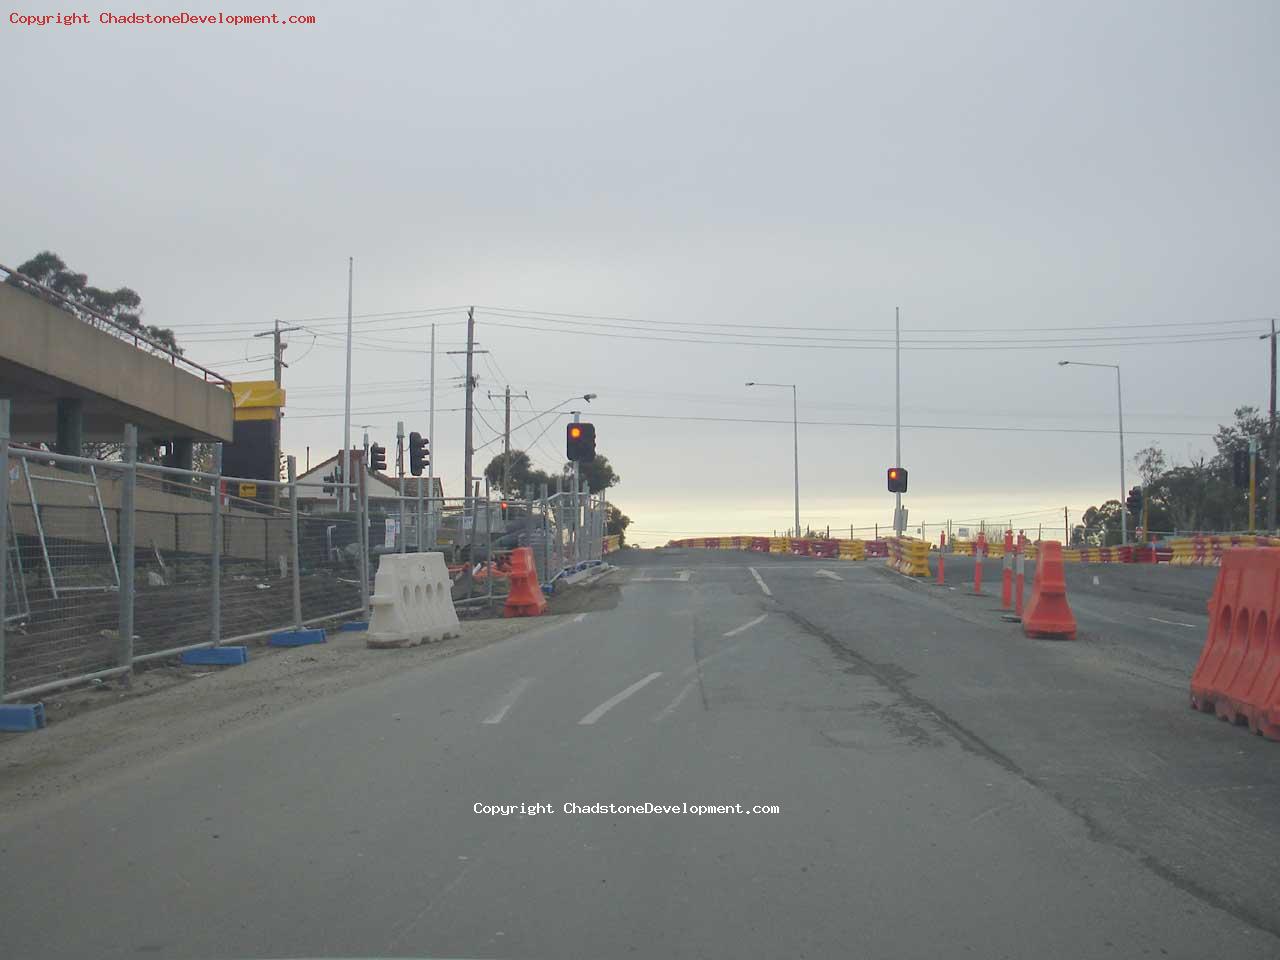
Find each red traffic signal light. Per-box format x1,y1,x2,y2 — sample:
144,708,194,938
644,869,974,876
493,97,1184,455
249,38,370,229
887,466,908,493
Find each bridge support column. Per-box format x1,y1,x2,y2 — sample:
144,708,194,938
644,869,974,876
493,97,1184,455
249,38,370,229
55,398,83,457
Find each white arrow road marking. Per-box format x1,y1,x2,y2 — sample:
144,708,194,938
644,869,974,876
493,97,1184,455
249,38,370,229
723,613,768,637
815,569,843,581
578,672,664,725
483,677,533,724
748,567,772,596
632,570,691,582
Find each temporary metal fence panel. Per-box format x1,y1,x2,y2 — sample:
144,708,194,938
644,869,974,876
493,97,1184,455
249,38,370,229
5,448,128,697
293,479,364,626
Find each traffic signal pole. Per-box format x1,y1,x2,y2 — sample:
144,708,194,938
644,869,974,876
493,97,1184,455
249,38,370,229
341,257,353,512
573,410,581,566
397,420,406,554
428,323,435,547
894,307,903,536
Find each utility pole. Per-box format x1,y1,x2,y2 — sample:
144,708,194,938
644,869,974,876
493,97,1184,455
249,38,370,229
463,307,476,497
447,308,487,534
1261,321,1278,531
253,318,300,505
487,384,529,495
1064,506,1069,544
254,318,302,387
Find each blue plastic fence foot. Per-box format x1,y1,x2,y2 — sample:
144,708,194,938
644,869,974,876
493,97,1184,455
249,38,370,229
0,703,46,732
338,621,369,632
269,628,327,647
181,646,249,666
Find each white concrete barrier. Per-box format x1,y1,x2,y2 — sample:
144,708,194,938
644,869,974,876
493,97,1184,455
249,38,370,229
367,553,460,649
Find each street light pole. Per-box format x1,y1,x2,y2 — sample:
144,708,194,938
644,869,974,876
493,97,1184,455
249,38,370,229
746,381,800,538
1059,360,1127,545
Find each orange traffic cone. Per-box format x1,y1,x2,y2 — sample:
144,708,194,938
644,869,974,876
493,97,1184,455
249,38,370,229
504,546,547,618
1022,540,1076,640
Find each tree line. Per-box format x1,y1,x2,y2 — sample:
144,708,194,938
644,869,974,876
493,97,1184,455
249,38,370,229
484,449,632,545
1076,406,1273,544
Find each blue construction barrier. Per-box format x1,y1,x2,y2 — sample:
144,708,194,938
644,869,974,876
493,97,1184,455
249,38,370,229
338,621,369,632
181,646,249,666
269,628,326,647
0,703,46,732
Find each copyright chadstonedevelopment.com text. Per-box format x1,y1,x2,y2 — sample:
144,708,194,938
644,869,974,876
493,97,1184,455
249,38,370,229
474,802,781,817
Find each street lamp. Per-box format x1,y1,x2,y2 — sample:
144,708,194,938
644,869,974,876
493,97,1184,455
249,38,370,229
746,381,800,538
1059,360,1127,545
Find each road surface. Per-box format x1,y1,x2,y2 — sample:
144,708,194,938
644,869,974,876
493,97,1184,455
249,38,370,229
2,547,1278,959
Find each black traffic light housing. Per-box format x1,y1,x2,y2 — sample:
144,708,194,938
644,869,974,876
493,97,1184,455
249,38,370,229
409,431,429,476
1126,486,1143,518
370,443,387,473
1233,448,1250,487
887,466,908,493
566,422,596,463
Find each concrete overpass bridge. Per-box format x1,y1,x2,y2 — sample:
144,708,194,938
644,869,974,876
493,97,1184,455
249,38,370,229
0,266,234,466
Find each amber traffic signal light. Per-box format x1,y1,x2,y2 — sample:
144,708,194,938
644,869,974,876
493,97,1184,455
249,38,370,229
887,466,908,493
567,422,596,463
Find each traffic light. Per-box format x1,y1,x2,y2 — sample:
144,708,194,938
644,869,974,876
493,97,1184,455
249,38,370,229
1126,486,1143,517
1233,448,1250,487
566,422,596,463
408,432,429,476
370,443,387,473
322,463,344,496
887,466,908,493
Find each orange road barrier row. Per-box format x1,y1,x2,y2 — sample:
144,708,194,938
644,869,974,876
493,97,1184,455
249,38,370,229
1022,541,1077,640
1190,548,1280,739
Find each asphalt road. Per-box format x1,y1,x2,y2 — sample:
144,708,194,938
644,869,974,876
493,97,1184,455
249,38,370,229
2,548,1278,959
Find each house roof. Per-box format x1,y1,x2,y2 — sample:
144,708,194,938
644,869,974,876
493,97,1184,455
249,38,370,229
293,449,444,498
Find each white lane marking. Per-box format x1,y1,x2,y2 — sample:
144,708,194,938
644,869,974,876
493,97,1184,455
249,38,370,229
815,569,843,581
482,677,533,724
748,566,772,596
653,679,698,722
1148,616,1197,629
578,672,664,725
573,613,587,622
723,613,768,638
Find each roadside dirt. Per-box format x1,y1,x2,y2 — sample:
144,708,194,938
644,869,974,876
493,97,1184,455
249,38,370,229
0,612,565,814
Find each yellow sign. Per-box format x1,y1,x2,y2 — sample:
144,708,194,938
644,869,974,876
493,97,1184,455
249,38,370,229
238,482,258,498
231,380,286,422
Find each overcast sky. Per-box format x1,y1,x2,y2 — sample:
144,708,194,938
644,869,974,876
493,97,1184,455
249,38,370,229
3,1,1277,544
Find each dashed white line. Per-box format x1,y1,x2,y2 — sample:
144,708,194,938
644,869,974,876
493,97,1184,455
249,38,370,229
748,566,772,597
815,569,843,581
1148,616,1197,629
653,679,698,722
482,677,533,724
723,613,768,638
578,672,664,725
